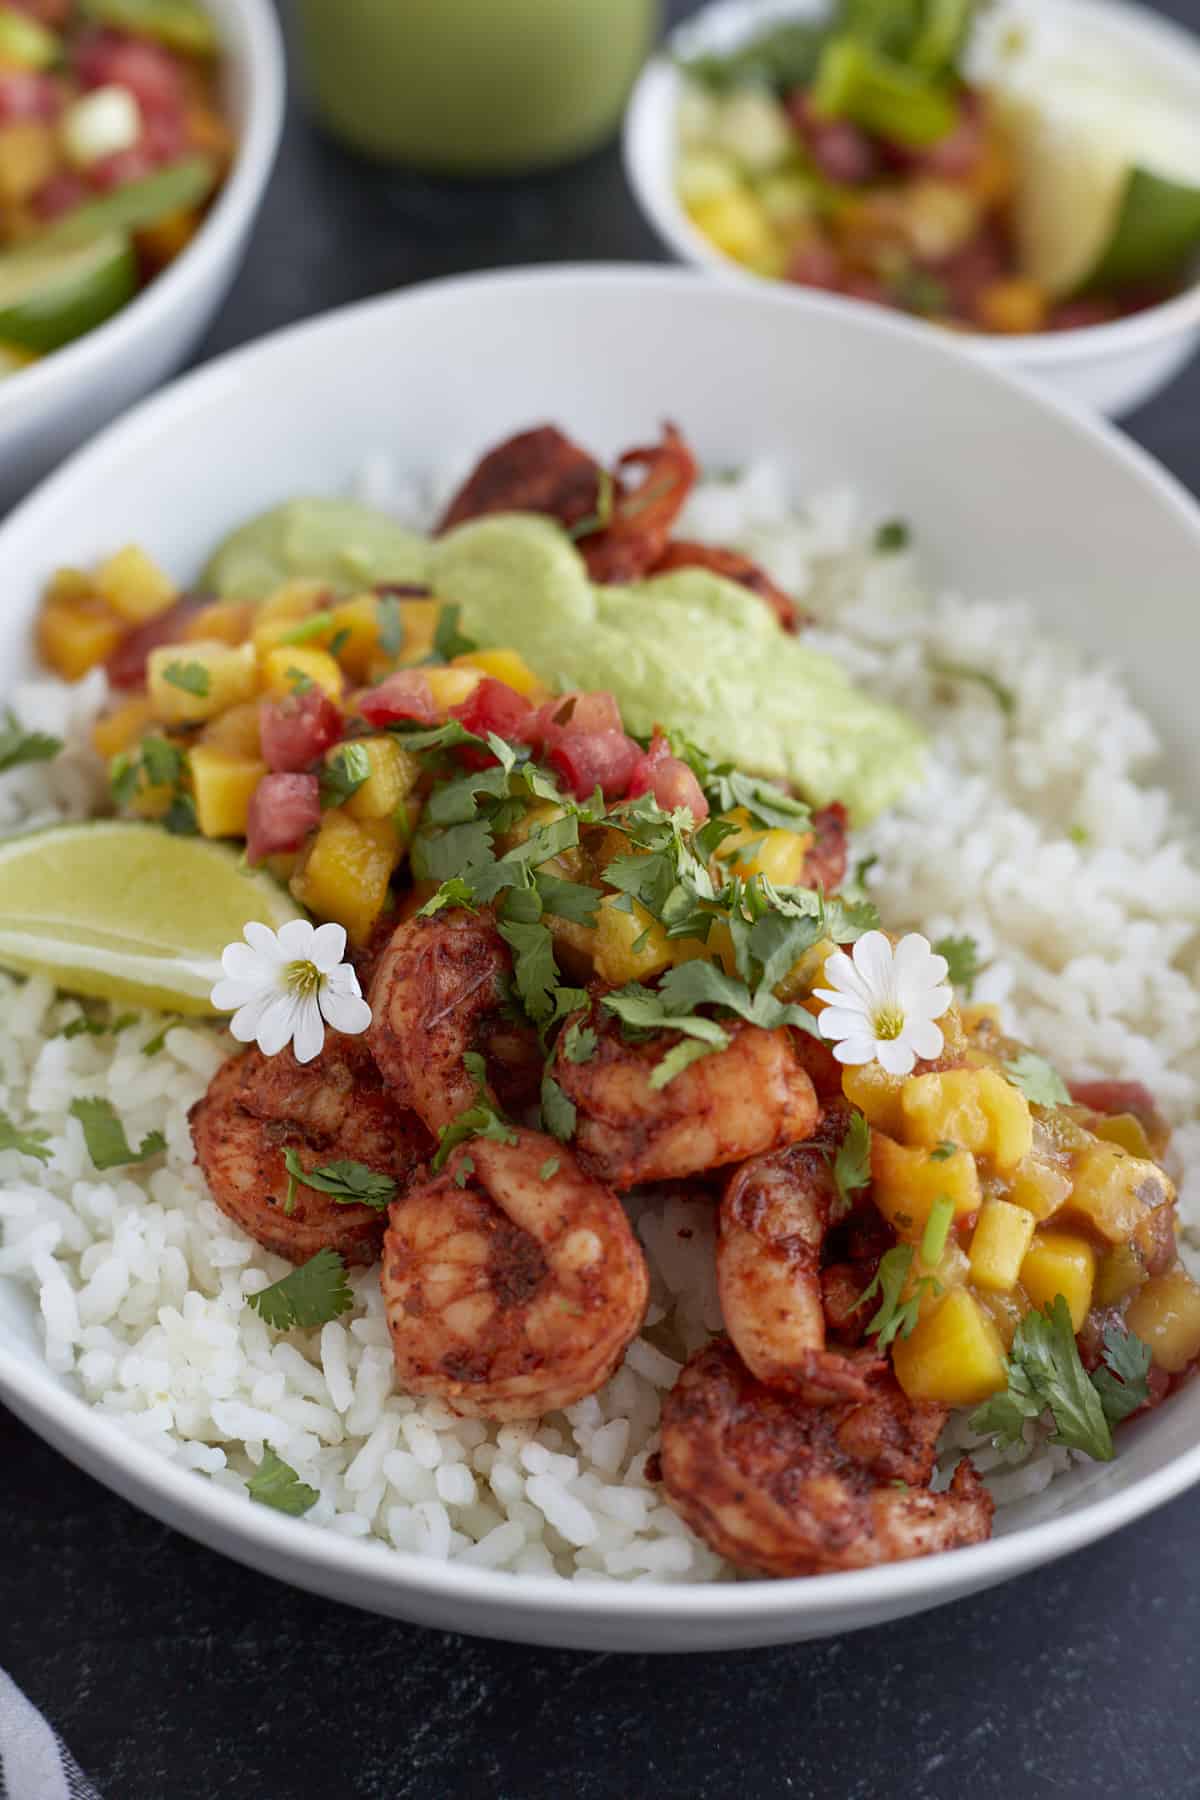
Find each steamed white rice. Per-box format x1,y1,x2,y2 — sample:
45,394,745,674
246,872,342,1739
3,459,1199,1583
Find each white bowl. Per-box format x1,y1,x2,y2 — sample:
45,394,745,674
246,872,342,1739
2,266,1200,1650
0,0,284,510
624,0,1200,417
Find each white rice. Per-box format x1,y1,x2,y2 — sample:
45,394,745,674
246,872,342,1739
3,458,1199,1580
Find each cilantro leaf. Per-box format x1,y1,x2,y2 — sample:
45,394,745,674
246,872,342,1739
70,1098,165,1171
432,603,476,661
929,658,1016,717
851,1245,933,1349
933,933,981,995
247,1448,319,1517
1004,1050,1070,1108
0,708,62,773
162,792,199,836
929,1140,957,1161
561,1019,598,1064
540,1072,577,1142
656,958,822,1038
141,1017,180,1056
534,873,602,927
601,981,731,1050
1092,1323,1152,1426
142,735,183,789
162,660,210,697
319,741,371,809
969,1379,1041,1453
431,1058,519,1172
971,1296,1113,1461
539,1156,561,1181
0,1108,51,1164
497,916,560,1025
453,1155,475,1189
279,609,335,647
417,877,479,918
874,518,909,553
377,595,404,658
708,768,812,834
832,1109,871,1220
59,1010,136,1041
411,817,495,884
649,1037,720,1090
281,1148,396,1213
247,1248,354,1330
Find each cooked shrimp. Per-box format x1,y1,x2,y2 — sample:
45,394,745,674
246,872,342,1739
579,424,697,584
552,1006,819,1189
366,909,539,1133
189,1036,431,1265
652,540,808,633
659,1338,994,1577
381,1129,649,1419
437,425,605,536
802,802,849,895
718,1111,869,1397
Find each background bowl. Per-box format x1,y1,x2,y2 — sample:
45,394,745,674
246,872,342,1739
0,0,284,511
623,0,1200,417
2,266,1200,1650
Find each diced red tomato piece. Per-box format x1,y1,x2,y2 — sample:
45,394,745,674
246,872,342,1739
75,29,183,116
103,595,207,689
358,670,437,728
31,169,89,219
141,109,187,163
548,729,642,801
0,70,61,122
451,677,533,741
259,689,344,773
626,734,709,821
246,773,321,866
523,689,624,753
86,146,157,192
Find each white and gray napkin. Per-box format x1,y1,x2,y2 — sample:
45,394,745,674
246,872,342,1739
0,1667,100,1800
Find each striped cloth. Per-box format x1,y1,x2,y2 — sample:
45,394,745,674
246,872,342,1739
0,1669,100,1800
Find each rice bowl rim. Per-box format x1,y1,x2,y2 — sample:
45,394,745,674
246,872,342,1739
2,262,1200,1633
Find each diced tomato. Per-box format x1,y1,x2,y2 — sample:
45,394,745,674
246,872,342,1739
260,689,344,773
75,29,183,117
523,688,624,752
141,109,187,163
104,595,206,689
548,729,642,801
626,733,709,821
87,146,157,192
245,773,321,866
358,670,437,728
31,169,89,219
785,241,843,292
451,677,533,741
0,71,61,123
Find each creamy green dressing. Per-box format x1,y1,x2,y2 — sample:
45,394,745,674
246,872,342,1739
202,502,924,823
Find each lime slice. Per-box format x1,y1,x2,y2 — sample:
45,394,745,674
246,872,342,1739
81,0,218,55
0,233,137,354
996,69,1200,297
43,156,217,252
0,822,303,1014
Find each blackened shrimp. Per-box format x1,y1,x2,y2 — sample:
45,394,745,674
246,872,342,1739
552,1006,819,1189
189,1036,432,1265
577,424,698,584
366,909,540,1133
651,541,808,633
659,1339,993,1577
381,1130,649,1419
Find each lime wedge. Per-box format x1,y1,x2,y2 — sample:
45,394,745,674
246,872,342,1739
81,0,218,55
43,157,217,252
0,822,303,1013
996,68,1200,297
0,233,137,355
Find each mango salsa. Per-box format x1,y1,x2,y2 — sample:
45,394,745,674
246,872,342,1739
188,745,266,839
147,640,258,725
900,1066,1032,1171
342,736,422,822
892,1287,1008,1406
291,810,403,944
969,1200,1037,1293
1019,1230,1096,1332
94,546,176,624
1125,1269,1200,1374
594,894,674,985
870,1131,980,1241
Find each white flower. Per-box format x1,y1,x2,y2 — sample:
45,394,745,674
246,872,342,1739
210,920,371,1065
814,930,951,1077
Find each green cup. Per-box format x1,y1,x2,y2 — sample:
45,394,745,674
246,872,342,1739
293,0,662,174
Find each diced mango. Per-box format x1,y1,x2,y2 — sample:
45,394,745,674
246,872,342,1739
260,645,343,702
594,894,674,985
975,1285,1029,1351
453,647,546,698
842,1061,907,1137
892,1287,1008,1406
92,695,157,760
1125,1268,1200,1374
903,1239,969,1323
975,277,1047,335
900,1066,1032,1172
715,807,813,887
326,593,385,680
200,700,262,760
184,599,252,646
44,567,95,607
257,579,328,626
1007,1153,1072,1223
1090,1112,1153,1159
36,596,122,679
148,640,259,724
391,598,444,666
1019,1231,1095,1332
1094,1243,1148,1308
969,1200,1037,1293
1067,1139,1175,1245
425,666,482,711
188,745,266,839
687,188,778,270
961,1002,1003,1036
291,810,403,944
774,934,836,1003
0,121,55,205
342,735,422,821
870,1132,981,1242
94,546,176,624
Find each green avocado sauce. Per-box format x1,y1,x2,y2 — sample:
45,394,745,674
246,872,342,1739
202,503,923,823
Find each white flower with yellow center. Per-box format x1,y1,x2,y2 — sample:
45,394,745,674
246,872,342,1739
211,920,371,1064
815,930,951,1077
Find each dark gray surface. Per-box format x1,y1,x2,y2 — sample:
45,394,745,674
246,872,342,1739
5,2,1200,1795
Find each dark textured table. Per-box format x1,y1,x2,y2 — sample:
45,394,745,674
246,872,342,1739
5,3,1200,1795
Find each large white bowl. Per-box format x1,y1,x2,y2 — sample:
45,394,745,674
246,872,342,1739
624,0,1200,417
2,267,1200,1651
0,0,284,510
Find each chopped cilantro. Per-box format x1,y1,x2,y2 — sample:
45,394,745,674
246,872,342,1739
0,1108,51,1163
247,1448,319,1517
141,735,183,789
1068,823,1090,847
109,750,139,808
0,708,62,773
497,915,560,1025
286,666,314,693
539,1156,561,1182
919,1194,955,1267
247,1248,353,1331
561,1020,598,1064
281,1148,396,1214
418,877,479,918
279,610,335,647
1004,1050,1070,1108
162,792,199,837
832,1109,871,1220
141,1017,179,1056
540,1072,577,1143
534,873,602,927
69,1098,164,1171
59,1011,136,1041
929,1140,957,1162
650,1037,720,1090
852,1245,933,1349
1092,1323,1152,1426
601,982,731,1051
377,595,404,658
162,660,210,697
320,742,371,809
928,659,1016,717
453,1155,475,1189
328,628,351,660
432,603,476,661
431,1057,519,1171
971,1295,1114,1461
933,933,980,996
873,518,909,553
